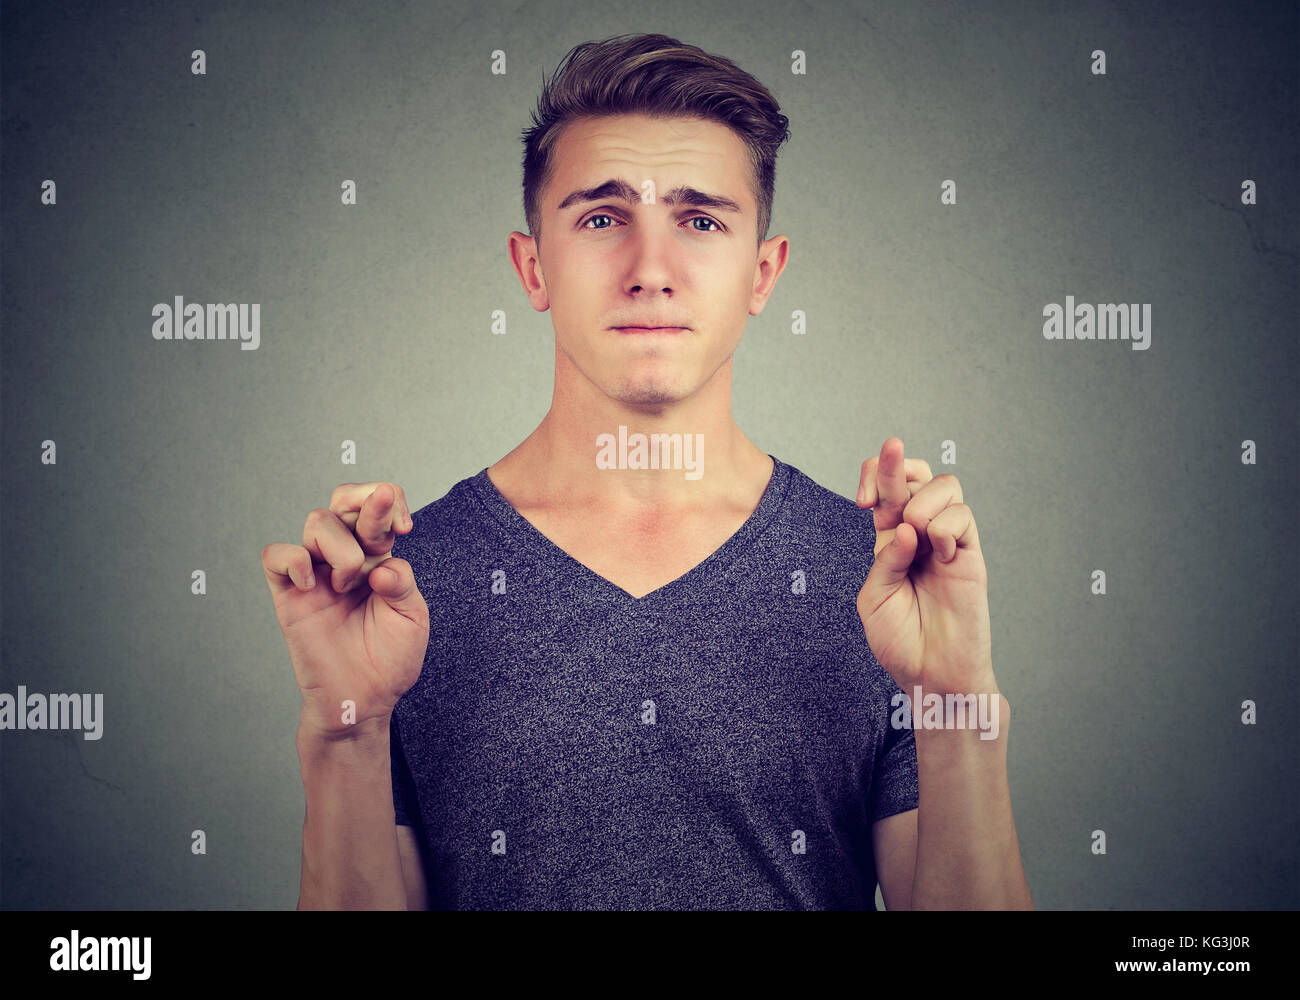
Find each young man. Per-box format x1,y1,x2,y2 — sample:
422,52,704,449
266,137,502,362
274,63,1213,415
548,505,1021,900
263,33,1032,910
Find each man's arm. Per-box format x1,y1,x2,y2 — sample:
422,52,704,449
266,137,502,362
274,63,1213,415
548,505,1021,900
297,716,409,910
871,808,917,910
396,824,431,910
875,693,1032,910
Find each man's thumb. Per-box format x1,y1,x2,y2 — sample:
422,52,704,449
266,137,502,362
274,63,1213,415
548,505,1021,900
870,523,919,591
367,558,425,619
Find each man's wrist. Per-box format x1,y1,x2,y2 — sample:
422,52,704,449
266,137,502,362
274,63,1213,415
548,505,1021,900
296,712,392,758
911,691,1011,755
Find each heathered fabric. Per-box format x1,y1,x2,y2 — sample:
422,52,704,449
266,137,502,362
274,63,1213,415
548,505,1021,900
388,454,918,910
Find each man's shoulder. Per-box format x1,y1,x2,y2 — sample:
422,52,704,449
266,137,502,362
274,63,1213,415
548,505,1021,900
390,468,493,567
774,456,877,546
406,469,481,523
759,457,878,600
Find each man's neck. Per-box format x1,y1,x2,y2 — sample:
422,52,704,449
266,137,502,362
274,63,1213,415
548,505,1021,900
491,360,770,515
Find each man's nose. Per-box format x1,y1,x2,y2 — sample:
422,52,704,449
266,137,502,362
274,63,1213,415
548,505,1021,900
624,222,677,293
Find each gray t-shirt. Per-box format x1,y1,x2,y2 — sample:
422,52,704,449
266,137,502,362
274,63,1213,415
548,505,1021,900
389,454,918,909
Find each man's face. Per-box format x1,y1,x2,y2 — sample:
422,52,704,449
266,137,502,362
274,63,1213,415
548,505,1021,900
513,113,787,409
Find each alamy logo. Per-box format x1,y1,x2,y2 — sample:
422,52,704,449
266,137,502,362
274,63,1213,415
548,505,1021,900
152,295,261,350
890,687,1001,741
0,685,103,740
50,930,151,980
595,425,703,480
1042,296,1151,351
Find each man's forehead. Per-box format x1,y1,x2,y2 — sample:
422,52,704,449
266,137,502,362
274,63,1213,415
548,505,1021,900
563,112,727,143
557,115,741,166
549,115,751,211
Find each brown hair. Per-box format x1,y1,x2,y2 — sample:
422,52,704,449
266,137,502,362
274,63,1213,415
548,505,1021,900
521,34,791,251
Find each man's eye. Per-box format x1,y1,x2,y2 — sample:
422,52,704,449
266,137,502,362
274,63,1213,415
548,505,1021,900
581,214,722,231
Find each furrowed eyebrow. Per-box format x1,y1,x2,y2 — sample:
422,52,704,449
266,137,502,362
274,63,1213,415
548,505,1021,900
556,178,742,214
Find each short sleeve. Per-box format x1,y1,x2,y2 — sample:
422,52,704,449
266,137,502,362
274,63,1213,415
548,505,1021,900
870,698,919,823
390,711,419,827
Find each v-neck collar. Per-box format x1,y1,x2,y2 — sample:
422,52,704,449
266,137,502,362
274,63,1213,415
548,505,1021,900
469,454,791,608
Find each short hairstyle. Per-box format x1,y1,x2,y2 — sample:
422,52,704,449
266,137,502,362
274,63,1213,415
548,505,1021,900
520,33,791,251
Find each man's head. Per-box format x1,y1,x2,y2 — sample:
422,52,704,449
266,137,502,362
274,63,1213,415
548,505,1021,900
509,34,791,409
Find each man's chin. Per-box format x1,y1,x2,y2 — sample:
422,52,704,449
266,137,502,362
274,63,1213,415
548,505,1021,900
605,378,694,407
615,388,685,407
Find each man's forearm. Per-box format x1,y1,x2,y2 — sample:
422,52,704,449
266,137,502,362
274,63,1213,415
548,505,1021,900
296,715,407,910
910,693,1033,909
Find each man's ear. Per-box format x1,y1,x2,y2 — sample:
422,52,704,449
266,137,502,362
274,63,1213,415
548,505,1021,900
749,233,789,317
508,231,550,311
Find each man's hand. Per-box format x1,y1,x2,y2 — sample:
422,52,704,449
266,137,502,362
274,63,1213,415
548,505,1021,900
261,482,430,743
855,439,997,698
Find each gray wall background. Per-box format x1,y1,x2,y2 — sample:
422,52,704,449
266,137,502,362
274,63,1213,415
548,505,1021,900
2,0,1295,909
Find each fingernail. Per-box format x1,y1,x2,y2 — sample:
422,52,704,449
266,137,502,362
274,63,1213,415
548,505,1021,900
856,486,865,505
304,573,315,589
